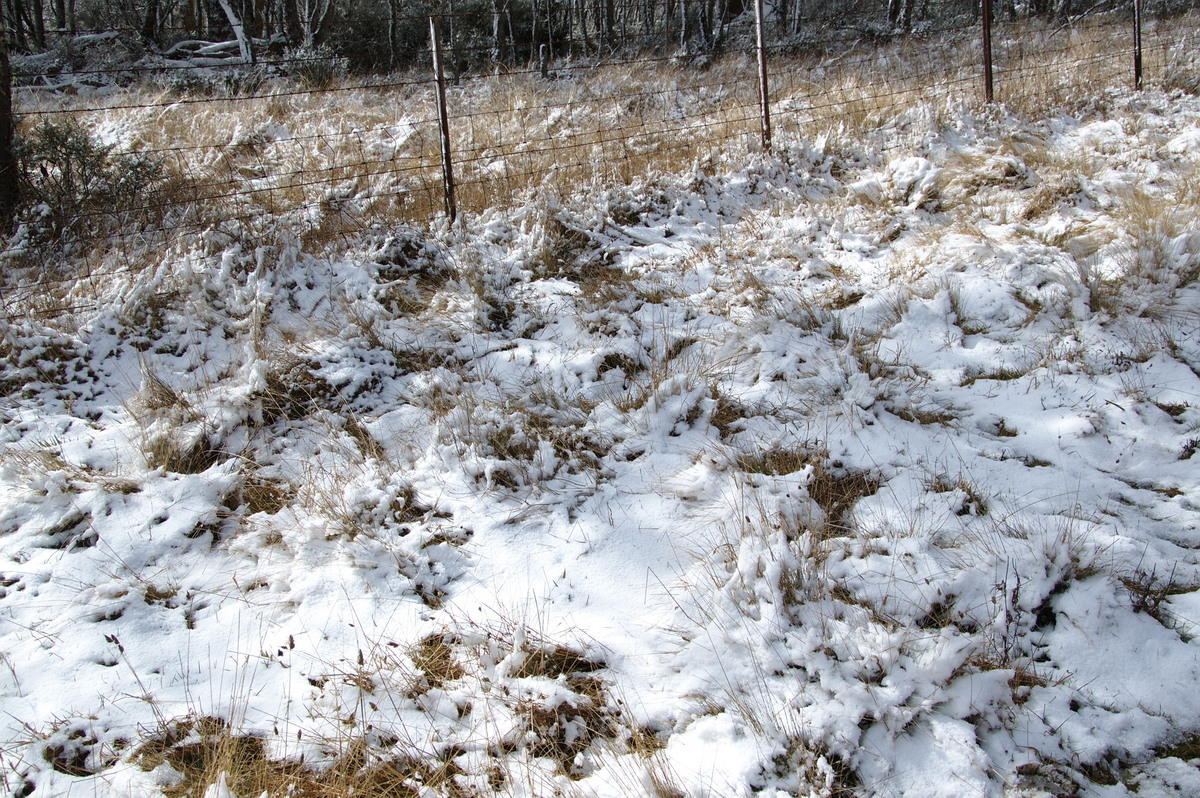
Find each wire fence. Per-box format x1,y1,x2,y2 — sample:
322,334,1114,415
0,1,1198,311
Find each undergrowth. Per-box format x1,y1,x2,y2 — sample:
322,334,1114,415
2,11,1200,798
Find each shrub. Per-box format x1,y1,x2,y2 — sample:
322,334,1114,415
281,46,349,89
14,118,170,248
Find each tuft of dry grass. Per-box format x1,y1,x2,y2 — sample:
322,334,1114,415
926,472,990,517
134,715,439,798
120,620,621,797
127,367,226,474
409,633,466,692
734,444,880,539
233,470,294,516
736,445,816,477
510,640,605,680
806,461,881,538
140,430,224,475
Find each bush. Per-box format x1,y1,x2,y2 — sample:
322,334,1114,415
280,46,349,89
14,118,169,247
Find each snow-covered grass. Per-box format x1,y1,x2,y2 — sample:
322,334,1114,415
13,8,1193,260
3,13,1200,798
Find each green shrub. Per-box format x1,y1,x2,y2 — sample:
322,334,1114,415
15,118,169,246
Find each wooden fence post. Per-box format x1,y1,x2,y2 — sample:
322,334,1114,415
1133,0,1143,89
753,0,771,152
981,0,994,103
430,15,457,223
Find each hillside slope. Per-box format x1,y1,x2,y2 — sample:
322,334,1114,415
2,84,1200,797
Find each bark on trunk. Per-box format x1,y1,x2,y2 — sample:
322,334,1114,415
141,0,159,44
217,0,255,63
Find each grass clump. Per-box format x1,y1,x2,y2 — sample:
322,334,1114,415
807,462,881,538
135,716,426,798
409,633,466,691
735,445,880,537
926,472,990,517
736,445,816,476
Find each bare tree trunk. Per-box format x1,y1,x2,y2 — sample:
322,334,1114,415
387,0,398,70
7,0,26,52
680,0,689,49
304,0,333,47
283,0,302,43
181,0,196,36
491,0,502,60
217,0,255,62
30,0,44,47
248,0,264,38
505,2,515,61
283,0,330,48
0,20,18,228
142,0,159,44
448,0,465,80
530,0,538,56
577,0,591,53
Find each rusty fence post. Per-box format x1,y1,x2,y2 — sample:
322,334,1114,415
430,15,457,223
982,0,994,103
1133,0,1143,89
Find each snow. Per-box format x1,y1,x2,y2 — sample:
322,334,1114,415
2,81,1200,798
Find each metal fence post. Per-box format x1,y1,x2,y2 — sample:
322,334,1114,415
754,0,771,152
982,0,994,103
1133,0,1143,89
430,15,458,223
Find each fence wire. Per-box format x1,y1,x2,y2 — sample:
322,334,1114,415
1,3,1198,317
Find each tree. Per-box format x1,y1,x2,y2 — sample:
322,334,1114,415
284,0,334,48
217,0,255,62
0,18,17,226
888,0,913,30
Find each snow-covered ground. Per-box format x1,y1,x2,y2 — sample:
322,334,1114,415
1,75,1199,797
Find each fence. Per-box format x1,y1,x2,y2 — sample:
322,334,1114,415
0,1,1198,303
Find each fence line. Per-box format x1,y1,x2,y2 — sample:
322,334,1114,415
0,3,1196,312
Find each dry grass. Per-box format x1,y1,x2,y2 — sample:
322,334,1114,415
408,633,466,691
926,471,990,517
1115,187,1200,295
127,366,226,474
0,446,140,496
735,444,880,538
233,470,294,516
14,57,755,243
5,9,1189,254
5,14,1200,798
134,715,443,798
119,621,619,797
